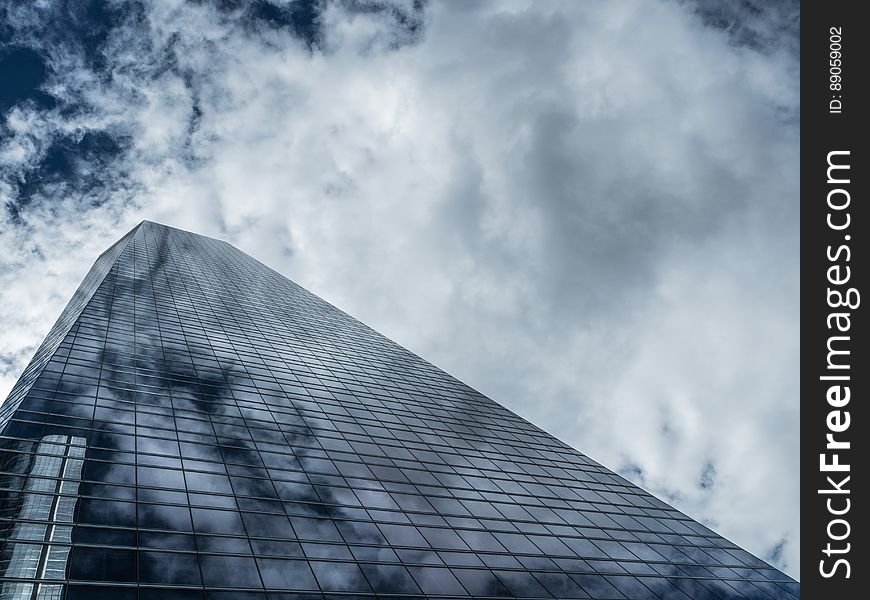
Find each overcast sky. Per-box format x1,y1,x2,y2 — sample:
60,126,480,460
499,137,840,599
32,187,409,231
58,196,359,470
0,0,799,578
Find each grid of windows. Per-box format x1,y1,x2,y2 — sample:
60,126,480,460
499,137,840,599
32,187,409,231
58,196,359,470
0,221,799,599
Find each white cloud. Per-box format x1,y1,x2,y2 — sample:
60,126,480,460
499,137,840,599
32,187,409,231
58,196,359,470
0,0,799,578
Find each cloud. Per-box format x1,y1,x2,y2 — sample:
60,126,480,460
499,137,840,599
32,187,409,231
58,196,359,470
0,0,799,577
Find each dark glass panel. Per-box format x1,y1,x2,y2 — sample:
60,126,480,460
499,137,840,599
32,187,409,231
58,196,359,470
138,465,185,488
378,523,428,547
200,554,262,588
290,516,342,542
310,560,371,592
493,570,552,598
360,563,422,594
301,542,352,559
139,530,196,550
192,507,246,534
68,547,136,582
186,471,234,493
140,590,205,600
256,558,318,590
77,498,136,528
74,526,136,547
242,512,294,538
571,573,627,599
408,566,467,595
197,534,252,553
451,569,512,597
534,572,591,599
138,502,194,531
64,586,137,600
139,551,202,585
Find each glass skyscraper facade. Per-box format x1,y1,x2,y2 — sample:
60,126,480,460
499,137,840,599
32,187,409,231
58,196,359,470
0,221,799,599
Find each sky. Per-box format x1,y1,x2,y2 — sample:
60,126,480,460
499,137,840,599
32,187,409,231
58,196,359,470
0,0,800,579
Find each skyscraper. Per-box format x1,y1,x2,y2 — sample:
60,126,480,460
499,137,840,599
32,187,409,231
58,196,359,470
0,221,798,599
